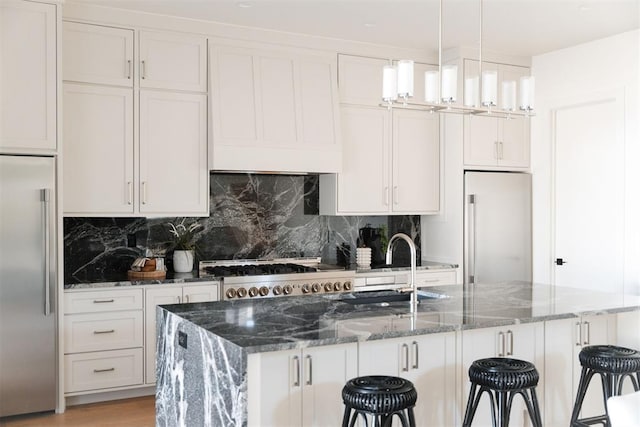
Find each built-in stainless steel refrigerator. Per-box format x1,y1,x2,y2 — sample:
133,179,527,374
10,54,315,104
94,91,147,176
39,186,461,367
0,155,57,417
464,171,532,286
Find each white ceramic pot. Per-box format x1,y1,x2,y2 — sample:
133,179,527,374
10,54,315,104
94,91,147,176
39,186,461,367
173,250,194,273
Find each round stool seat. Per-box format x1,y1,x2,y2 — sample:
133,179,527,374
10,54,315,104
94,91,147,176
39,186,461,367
342,376,417,415
578,345,640,374
468,357,540,391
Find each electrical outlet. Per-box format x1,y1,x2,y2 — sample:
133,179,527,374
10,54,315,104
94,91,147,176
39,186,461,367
178,331,187,349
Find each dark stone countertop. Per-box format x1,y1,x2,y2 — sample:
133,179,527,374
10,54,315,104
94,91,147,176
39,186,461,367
64,260,457,290
159,281,640,354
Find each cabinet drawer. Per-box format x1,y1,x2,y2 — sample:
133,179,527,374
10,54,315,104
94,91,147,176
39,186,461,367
65,289,143,313
65,348,143,393
415,270,457,287
64,311,143,353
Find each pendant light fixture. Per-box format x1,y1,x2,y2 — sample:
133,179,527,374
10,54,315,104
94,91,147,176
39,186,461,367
380,0,535,118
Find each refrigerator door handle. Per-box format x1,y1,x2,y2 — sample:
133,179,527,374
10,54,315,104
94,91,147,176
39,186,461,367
41,189,51,316
468,194,477,284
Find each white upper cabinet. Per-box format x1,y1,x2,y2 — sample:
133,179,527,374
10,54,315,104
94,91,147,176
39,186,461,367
63,84,134,215
139,30,207,92
320,104,439,215
62,21,209,217
1,0,57,153
139,91,208,215
463,60,531,169
210,41,341,173
63,22,134,87
338,54,437,107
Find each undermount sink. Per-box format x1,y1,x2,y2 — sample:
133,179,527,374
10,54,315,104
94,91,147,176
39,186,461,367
337,290,448,306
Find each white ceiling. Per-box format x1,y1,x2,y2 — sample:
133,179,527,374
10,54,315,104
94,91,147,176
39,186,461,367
69,0,640,57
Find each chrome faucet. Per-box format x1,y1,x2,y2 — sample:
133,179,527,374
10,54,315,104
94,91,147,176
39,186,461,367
385,232,418,315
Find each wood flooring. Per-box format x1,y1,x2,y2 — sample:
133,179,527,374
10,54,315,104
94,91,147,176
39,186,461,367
0,396,155,427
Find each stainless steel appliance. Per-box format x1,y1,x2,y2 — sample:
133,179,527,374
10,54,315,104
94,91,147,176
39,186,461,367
464,171,531,285
0,155,57,417
199,257,354,300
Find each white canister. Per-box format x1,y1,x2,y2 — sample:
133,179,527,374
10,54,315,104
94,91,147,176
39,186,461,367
356,247,372,268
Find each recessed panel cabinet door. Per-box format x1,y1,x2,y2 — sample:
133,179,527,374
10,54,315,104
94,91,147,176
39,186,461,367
337,106,390,213
63,22,134,87
139,91,208,216
63,84,134,215
139,30,207,92
259,55,297,145
1,0,56,152
298,58,339,147
392,109,439,213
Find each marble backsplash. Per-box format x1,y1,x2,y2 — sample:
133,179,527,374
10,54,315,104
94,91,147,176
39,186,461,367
63,174,420,284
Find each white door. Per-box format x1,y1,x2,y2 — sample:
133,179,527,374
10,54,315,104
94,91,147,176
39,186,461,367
392,109,439,213
337,106,390,213
144,287,182,384
139,90,208,216
139,30,207,92
553,93,625,292
63,84,134,215
1,0,57,152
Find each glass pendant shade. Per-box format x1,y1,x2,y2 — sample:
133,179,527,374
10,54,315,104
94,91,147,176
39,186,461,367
519,76,535,110
441,65,457,102
464,76,479,107
501,80,516,111
397,60,414,97
481,70,497,106
382,65,398,101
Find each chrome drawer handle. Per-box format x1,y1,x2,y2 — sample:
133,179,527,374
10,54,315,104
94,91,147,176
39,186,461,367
93,367,115,373
93,299,115,304
93,329,115,335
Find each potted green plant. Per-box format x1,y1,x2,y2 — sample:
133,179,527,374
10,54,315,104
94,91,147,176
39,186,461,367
167,218,201,273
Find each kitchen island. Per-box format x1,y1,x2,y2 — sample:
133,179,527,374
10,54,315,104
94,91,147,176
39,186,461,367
155,282,640,426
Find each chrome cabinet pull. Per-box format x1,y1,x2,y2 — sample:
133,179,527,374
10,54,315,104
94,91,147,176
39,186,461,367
292,356,300,387
576,322,582,346
401,343,409,372
93,367,115,373
127,181,133,205
93,299,115,304
499,141,504,159
583,321,590,345
412,341,419,370
384,187,389,206
142,182,147,204
506,330,513,356
494,141,499,159
41,189,51,316
393,186,399,205
127,60,132,79
141,60,146,79
305,355,312,386
176,296,181,303
93,329,115,335
498,331,505,356
184,295,190,303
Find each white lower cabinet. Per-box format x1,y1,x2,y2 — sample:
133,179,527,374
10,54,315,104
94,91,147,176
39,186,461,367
144,284,218,384
63,288,144,394
543,314,613,426
247,343,357,427
358,332,457,426
461,323,545,427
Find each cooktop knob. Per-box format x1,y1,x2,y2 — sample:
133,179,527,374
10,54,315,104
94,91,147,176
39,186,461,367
302,283,311,293
248,287,258,297
311,283,320,293
283,285,293,295
333,281,342,291
323,282,333,292
236,288,247,298
259,286,270,297
343,281,352,291
273,285,283,295
225,288,237,299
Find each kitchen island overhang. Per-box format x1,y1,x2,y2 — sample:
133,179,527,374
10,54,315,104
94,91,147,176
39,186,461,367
155,282,640,427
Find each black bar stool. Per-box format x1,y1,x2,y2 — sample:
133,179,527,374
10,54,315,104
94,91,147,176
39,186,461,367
462,357,543,427
341,376,417,427
570,345,640,427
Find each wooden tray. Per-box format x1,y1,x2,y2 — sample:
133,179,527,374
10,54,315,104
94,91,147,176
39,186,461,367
128,269,166,280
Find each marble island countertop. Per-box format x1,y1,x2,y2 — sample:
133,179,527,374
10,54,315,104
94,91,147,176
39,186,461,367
158,282,640,354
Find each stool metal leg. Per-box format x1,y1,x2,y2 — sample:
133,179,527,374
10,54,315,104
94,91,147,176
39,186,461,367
571,367,597,426
462,383,483,427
